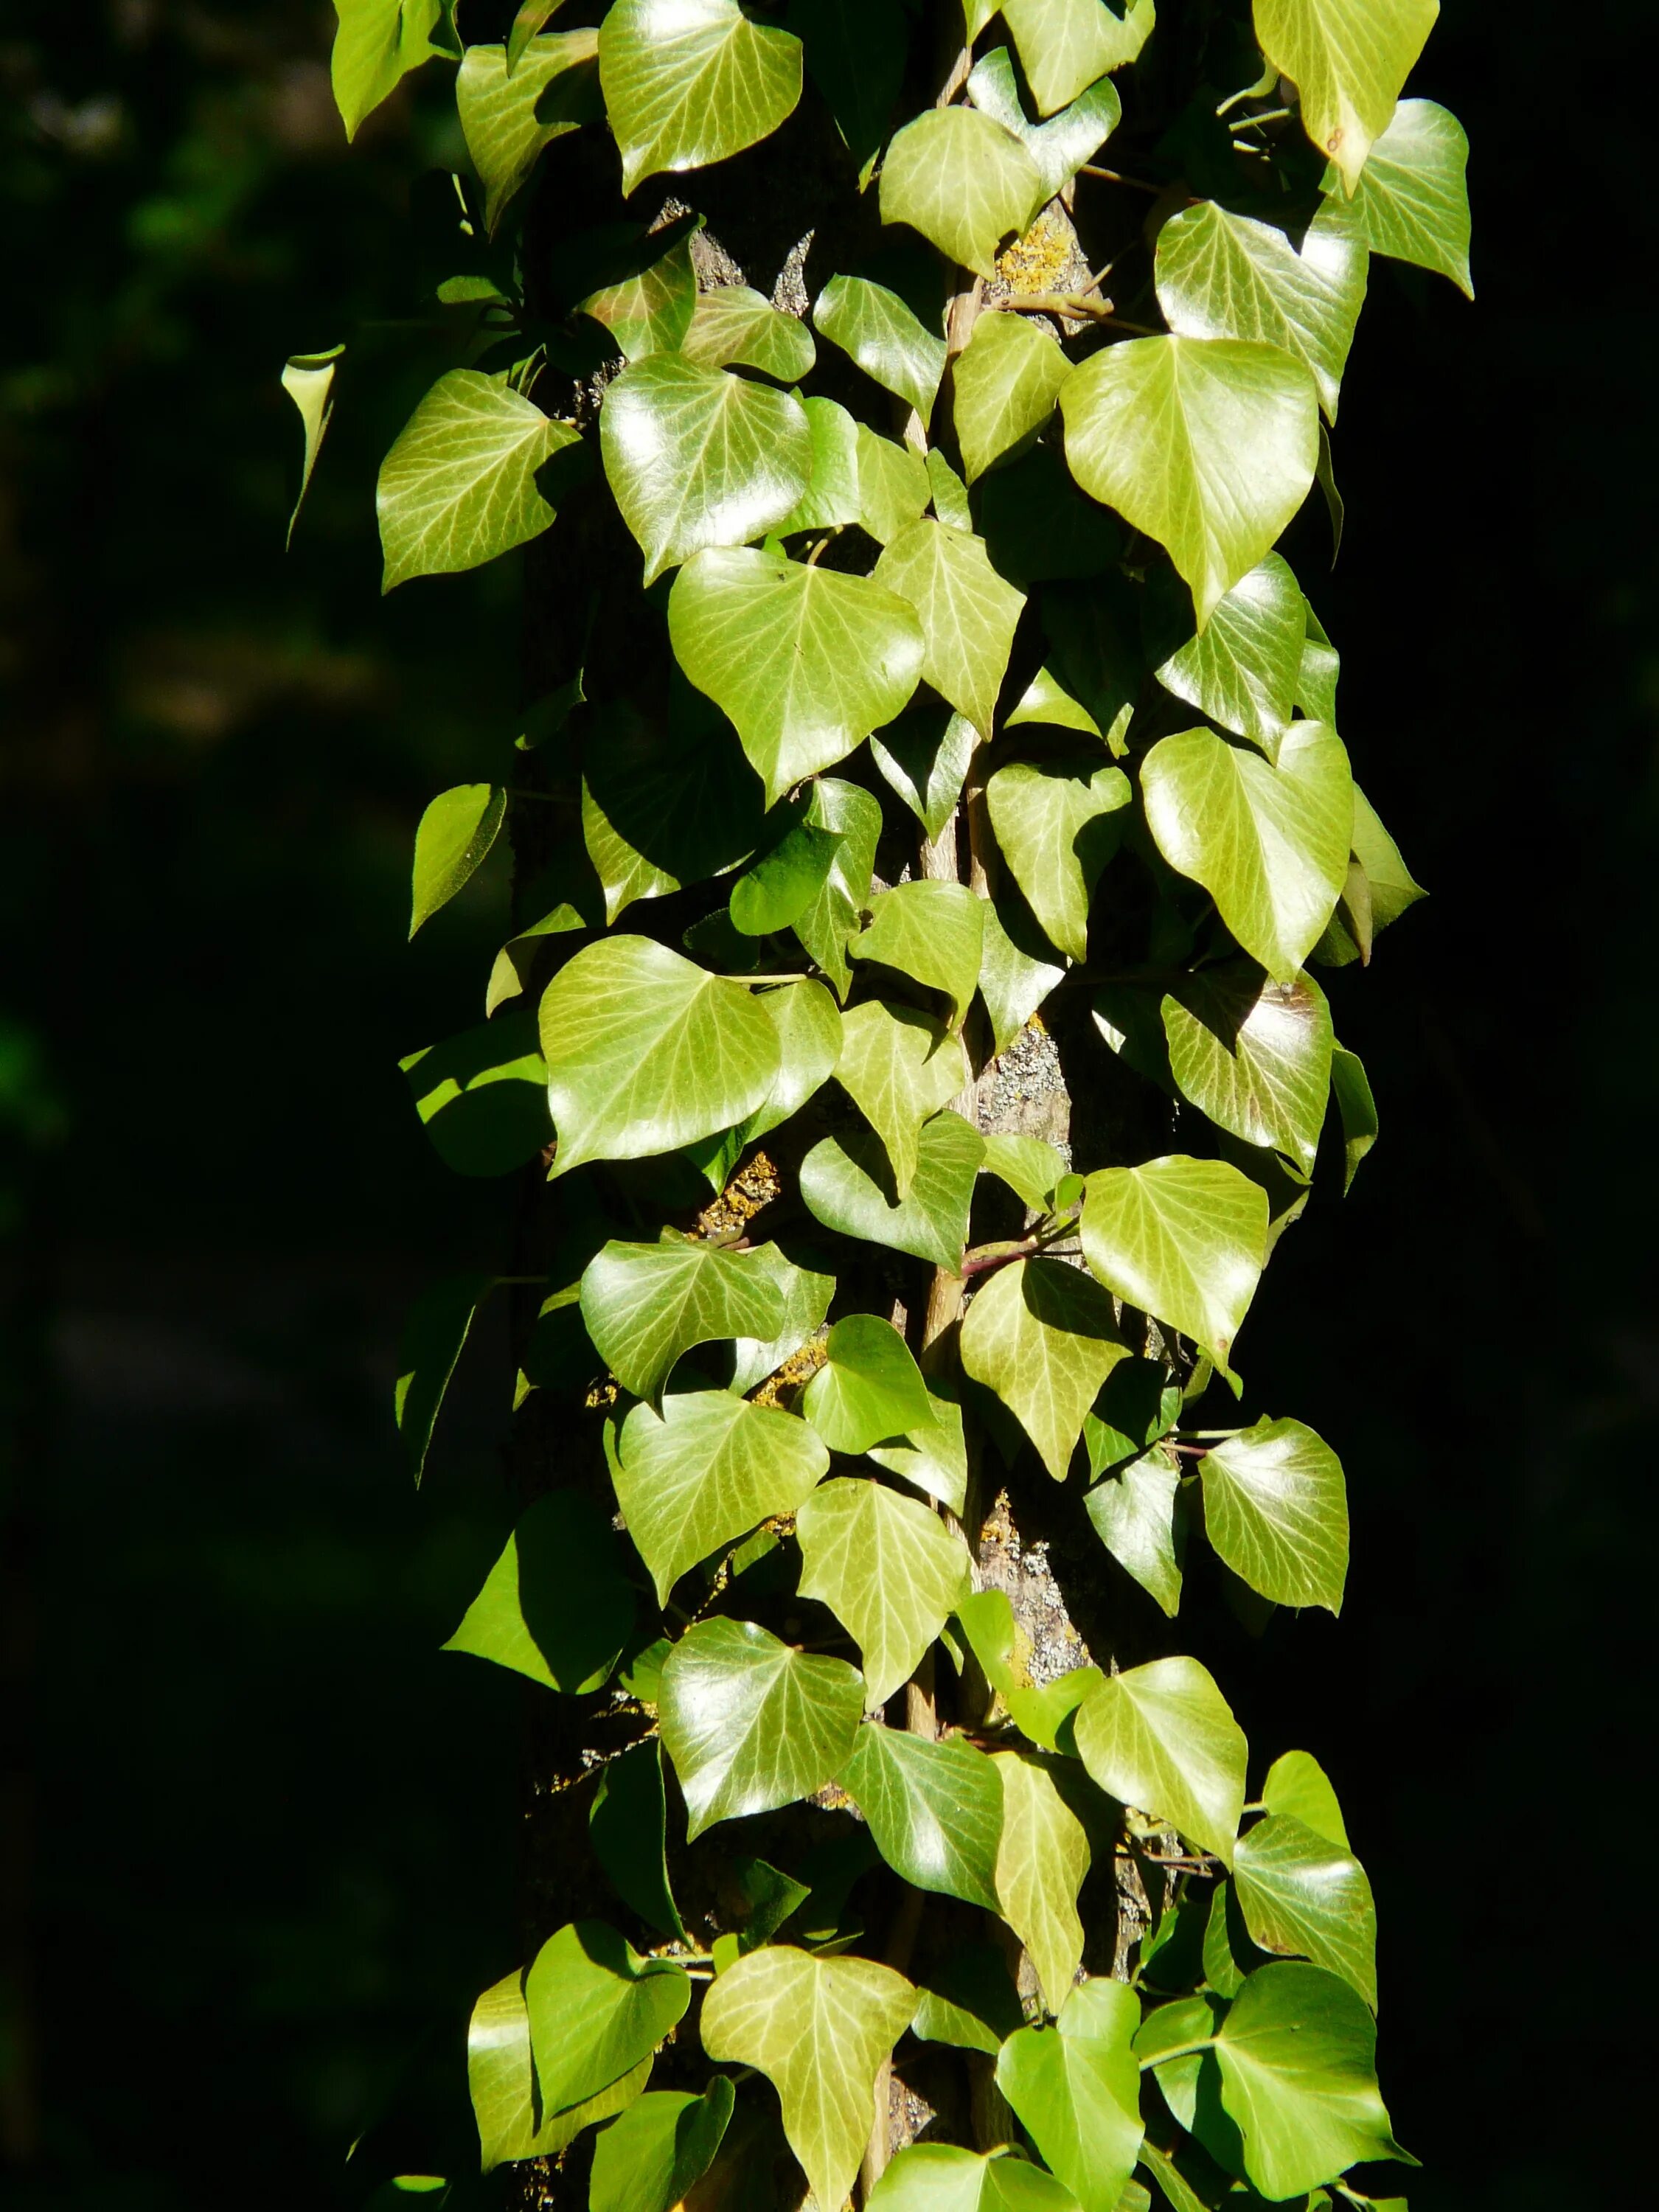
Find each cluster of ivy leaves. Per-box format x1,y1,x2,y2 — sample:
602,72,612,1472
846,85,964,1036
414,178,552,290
295,1,1472,2208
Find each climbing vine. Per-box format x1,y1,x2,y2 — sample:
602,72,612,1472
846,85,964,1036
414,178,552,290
291,1,1471,2206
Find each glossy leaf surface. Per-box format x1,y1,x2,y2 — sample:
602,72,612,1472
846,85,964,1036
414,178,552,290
840,1725,1004,1910
658,1618,865,1835
1074,1655,1248,1863
869,2144,1084,2212
598,0,803,192
996,1981,1144,2212
992,1750,1092,2012
378,372,579,591
409,783,505,938
878,108,1043,279
855,880,986,1029
875,520,1027,739
1234,1813,1377,2007
961,1259,1129,1481
1332,97,1472,295
1155,555,1307,748
967,44,1121,200
834,1000,970,1198
615,1391,828,1601
524,1921,689,2116
1081,1157,1267,1371
801,1112,984,1270
1161,966,1334,1175
1253,0,1439,189
580,1237,786,1402
953,311,1071,484
1001,0,1155,111
801,1313,936,1455
1200,1416,1349,1612
444,1490,634,1693
985,757,1130,962
467,1969,649,2170
798,1477,972,1704
813,276,947,423
456,32,599,231
1209,1961,1402,2193
588,2080,735,2212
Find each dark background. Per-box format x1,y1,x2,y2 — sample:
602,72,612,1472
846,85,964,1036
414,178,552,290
1,3,1649,2206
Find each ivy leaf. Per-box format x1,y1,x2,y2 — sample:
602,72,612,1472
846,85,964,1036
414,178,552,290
1253,0,1439,192
590,1739,685,1941
801,1314,936,1455
998,1981,1144,2212
730,816,842,934
456,32,601,233
507,0,566,69
582,700,764,926
659,1618,865,1835
874,521,1027,738
855,881,986,1029
681,285,816,380
961,1258,1130,1481
1154,201,1367,424
600,357,813,586
589,2079,736,2212
858,425,933,546
992,1751,1092,2011
779,395,864,534
524,1921,690,2116
400,1009,549,1178
797,1476,972,1704
928,448,973,530
871,708,979,842
578,232,699,361
597,0,804,193
1080,1156,1267,1371
1059,337,1318,630
742,980,843,1140
878,108,1044,280
1234,1815,1377,2008
1199,1416,1348,1612
1329,1043,1377,1192
984,758,1130,962
967,46,1121,202
1312,784,1425,966
540,936,782,1175
668,547,924,805
280,345,343,547
410,784,506,936
1085,1447,1183,1617
1161,965,1334,1175
614,1390,829,1602
467,1969,650,2171
1073,1655,1248,1864
395,1272,493,1481
912,1946,1024,2056
445,1491,635,1694
1208,1961,1404,2194
978,899,1068,1057
1153,555,1307,748
378,371,580,591
1328,98,1472,296
980,1131,1068,1213
728,1243,837,1394
952,312,1071,484
869,2143,1084,2212
329,0,444,142
801,1112,984,1270
793,777,883,999
813,275,948,424
869,1391,971,1517
580,1237,787,1402
1000,0,1155,112
1262,1749,1350,1849
699,1947,917,2212
1141,723,1354,984
834,1000,970,1198
839,1726,1004,1910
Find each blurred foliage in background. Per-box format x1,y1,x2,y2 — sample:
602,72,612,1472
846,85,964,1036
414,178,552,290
1,1,1655,2207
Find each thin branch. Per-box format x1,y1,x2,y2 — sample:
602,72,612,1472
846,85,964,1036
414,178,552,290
1229,105,1296,132
1079,162,1166,195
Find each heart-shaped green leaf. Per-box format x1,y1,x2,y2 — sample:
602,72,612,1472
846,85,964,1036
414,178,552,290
600,356,812,585
728,818,843,938
1326,97,1472,296
467,1968,650,2170
1085,1447,1183,1617
878,107,1044,279
874,520,1027,738
1000,0,1155,112
978,898,1068,1056
669,548,924,804
1074,1655,1248,1863
1154,555,1307,747
997,1986,1144,2212
834,1000,970,1197
857,425,932,546
1262,1749,1350,1848
840,1725,1004,1910
615,1391,829,1601
410,783,506,937
855,880,986,1029
589,2079,735,2212
658,1617,865,1835
1080,1155,1267,1371
1155,200,1367,423
590,1739,684,1940
681,285,816,380
967,45,1122,201
456,32,599,232
912,1947,1025,2057
869,1391,970,1516
727,1243,837,1394
524,1920,689,2115
779,395,864,534
801,1313,936,1455
952,311,1071,484
1060,337,1318,629
378,370,580,591
444,1490,636,1693
871,706,979,841
813,275,947,423
742,979,843,1140
1312,782,1425,966
873,2146,1082,2212
1199,1414,1348,1611
1234,1813,1377,2006
330,0,445,142
797,1475,971,1703
540,937,782,1174
980,1132,1069,1213
1141,722,1354,981
580,1237,787,1402
400,1011,549,1178
699,1947,917,2212
991,1750,1092,2011
1161,965,1333,1174
597,0,803,192
985,757,1130,962
1253,0,1439,191
960,1258,1129,1481
801,1110,983,1270
578,230,698,361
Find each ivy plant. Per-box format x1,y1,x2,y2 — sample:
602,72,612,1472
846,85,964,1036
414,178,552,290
293,0,1471,2205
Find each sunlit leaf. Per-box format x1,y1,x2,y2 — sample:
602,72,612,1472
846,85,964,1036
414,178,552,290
410,783,506,936
1074,1655,1248,1863
779,395,864,534
1085,1447,1183,1616
874,520,1027,738
456,32,600,232
813,275,947,423
833,999,969,1198
878,107,1044,279
793,777,883,999
802,1110,984,1270
1262,1749,1350,1850
952,311,1071,484
798,1476,972,1703
280,345,343,546
858,425,933,546
578,230,698,361
330,0,444,142
660,1619,864,1836
681,285,816,380
467,1969,649,2171
992,1750,1092,2011
1234,1813,1377,2007
855,880,986,1029
1153,555,1307,748
580,1236,787,1402
1001,0,1155,112
524,1920,689,2115
1161,965,1334,1175
597,0,803,192
801,1313,936,1455
1327,97,1472,296
378,370,580,591
869,2143,1083,2212
400,1009,549,1178
589,2079,735,2212
967,45,1121,201
1253,0,1439,190
961,1258,1129,1481
1081,1155,1267,1371
984,757,1130,962
1199,1416,1348,1612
